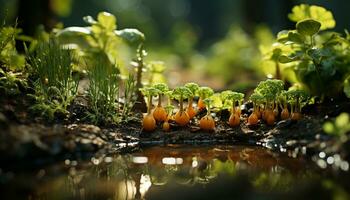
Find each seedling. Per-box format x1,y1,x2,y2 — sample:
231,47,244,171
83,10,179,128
278,91,290,120
285,89,310,121
185,82,200,119
140,86,158,131
254,79,284,125
173,86,192,126
163,104,175,132
197,86,214,110
272,4,350,99
86,59,119,124
29,40,78,120
152,83,169,122
224,91,244,127
248,93,264,125
199,98,215,131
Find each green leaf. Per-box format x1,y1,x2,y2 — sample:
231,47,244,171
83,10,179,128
83,15,97,25
279,55,296,63
288,31,305,44
115,29,145,44
288,4,336,30
344,76,350,98
97,12,117,31
56,27,92,49
296,19,321,36
277,30,290,43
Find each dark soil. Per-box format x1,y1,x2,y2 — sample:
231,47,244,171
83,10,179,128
1,89,349,171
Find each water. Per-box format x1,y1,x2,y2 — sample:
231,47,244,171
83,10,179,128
1,145,348,200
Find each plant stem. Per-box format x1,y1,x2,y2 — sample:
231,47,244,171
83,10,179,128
158,95,162,107
275,61,281,79
179,95,183,113
147,96,152,115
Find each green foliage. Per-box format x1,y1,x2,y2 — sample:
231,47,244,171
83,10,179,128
296,19,321,36
205,26,262,88
268,4,350,98
29,40,78,120
140,86,159,114
120,75,137,121
0,23,25,70
184,82,199,98
56,11,145,73
86,59,119,124
173,86,192,101
288,4,335,30
284,89,310,113
0,21,28,96
152,83,169,95
254,79,284,101
324,113,350,141
197,86,214,99
145,61,166,85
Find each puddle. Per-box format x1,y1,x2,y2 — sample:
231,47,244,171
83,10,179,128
0,145,346,200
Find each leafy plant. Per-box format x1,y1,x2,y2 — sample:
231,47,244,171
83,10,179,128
223,91,244,127
152,83,169,122
185,82,200,119
0,20,27,95
199,98,215,131
248,93,264,125
269,4,350,99
197,86,214,110
285,89,310,121
29,40,78,120
140,86,158,132
57,11,145,73
254,79,284,125
173,86,192,126
86,58,119,125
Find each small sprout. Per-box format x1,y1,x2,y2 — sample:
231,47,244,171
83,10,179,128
254,79,285,125
197,86,214,110
248,93,264,125
139,87,158,131
173,86,192,126
152,83,169,122
185,82,200,119
278,91,290,120
163,104,175,132
223,91,244,127
199,98,215,131
285,89,310,121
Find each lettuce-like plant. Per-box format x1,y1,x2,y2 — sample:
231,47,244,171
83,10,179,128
140,86,158,132
285,89,310,120
152,83,169,122
270,4,350,99
223,91,244,127
197,86,214,110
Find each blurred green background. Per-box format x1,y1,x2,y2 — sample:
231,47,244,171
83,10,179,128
1,0,349,90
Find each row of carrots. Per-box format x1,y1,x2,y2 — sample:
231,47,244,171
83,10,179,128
140,80,310,132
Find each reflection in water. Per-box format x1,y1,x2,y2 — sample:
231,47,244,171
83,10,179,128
1,145,347,200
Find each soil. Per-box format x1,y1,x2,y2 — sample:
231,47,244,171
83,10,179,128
1,90,349,171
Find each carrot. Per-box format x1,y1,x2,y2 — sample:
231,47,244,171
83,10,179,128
199,98,215,131
248,112,259,125
200,115,215,131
